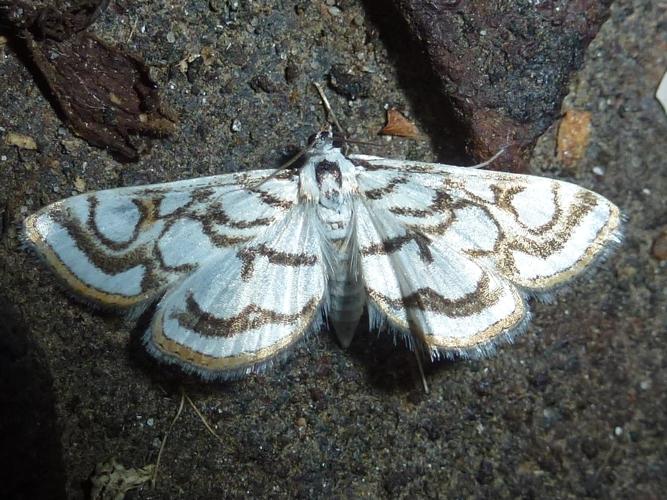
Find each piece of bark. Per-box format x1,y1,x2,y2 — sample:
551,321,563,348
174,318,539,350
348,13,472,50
392,0,611,171
1,1,176,161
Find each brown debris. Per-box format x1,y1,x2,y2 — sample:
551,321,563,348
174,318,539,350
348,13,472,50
392,1,612,171
379,108,422,139
1,0,176,161
651,229,667,261
557,109,592,169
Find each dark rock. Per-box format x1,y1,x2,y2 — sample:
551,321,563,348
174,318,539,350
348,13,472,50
285,59,300,83
186,56,205,84
476,459,494,484
249,74,280,93
391,0,612,171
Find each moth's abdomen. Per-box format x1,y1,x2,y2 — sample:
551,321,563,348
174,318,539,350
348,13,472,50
328,248,366,348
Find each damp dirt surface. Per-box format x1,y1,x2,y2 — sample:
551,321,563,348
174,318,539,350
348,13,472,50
1,1,665,498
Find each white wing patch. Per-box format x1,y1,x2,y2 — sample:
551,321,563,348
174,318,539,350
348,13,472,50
24,134,621,379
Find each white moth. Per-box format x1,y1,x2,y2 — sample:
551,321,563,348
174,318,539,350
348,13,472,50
24,131,622,379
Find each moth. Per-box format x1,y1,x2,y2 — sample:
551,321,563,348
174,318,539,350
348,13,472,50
24,131,622,379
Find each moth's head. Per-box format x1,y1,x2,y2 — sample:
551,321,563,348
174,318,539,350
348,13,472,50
307,130,345,152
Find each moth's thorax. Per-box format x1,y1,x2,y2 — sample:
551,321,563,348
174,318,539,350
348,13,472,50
298,144,359,209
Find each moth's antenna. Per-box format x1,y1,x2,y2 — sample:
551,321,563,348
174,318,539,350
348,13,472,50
252,145,308,189
339,138,382,148
313,82,346,137
469,147,507,169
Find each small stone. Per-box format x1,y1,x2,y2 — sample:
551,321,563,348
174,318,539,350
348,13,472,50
614,426,623,436
285,60,300,83
249,74,279,93
166,31,176,43
230,119,242,132
592,166,605,176
74,177,86,192
656,71,667,115
328,64,371,100
4,131,37,150
650,229,667,260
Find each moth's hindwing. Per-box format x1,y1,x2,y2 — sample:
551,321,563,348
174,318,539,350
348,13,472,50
354,199,528,354
144,206,327,378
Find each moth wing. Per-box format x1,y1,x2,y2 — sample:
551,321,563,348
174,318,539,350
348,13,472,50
354,200,528,356
24,170,298,309
352,155,621,294
144,205,327,378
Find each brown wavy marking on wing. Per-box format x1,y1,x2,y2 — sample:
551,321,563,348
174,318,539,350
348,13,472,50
237,243,318,280
363,175,410,200
234,182,296,210
426,287,527,350
367,272,500,318
490,182,564,236
499,190,599,260
387,189,454,218
196,217,253,248
86,195,161,251
174,293,321,338
25,212,160,307
361,232,434,264
205,202,275,229
150,302,316,372
496,191,620,289
49,206,162,286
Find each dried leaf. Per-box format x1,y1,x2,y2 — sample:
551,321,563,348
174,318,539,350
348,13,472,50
90,458,154,500
379,108,422,139
556,109,592,169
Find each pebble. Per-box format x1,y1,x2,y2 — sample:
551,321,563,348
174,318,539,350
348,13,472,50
650,230,667,260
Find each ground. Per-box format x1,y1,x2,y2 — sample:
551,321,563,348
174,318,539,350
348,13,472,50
0,1,665,498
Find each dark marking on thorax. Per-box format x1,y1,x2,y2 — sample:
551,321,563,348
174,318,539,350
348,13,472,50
315,160,342,187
